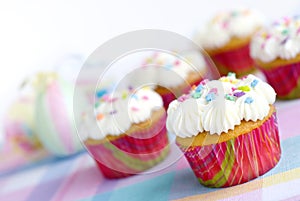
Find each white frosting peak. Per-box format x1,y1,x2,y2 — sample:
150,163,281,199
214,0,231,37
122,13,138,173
195,8,264,49
81,88,163,140
251,16,300,62
166,73,276,137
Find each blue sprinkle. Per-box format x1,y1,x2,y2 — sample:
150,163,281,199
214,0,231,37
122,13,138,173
164,63,173,70
131,94,138,100
205,93,215,102
195,85,204,92
245,97,254,104
251,79,259,88
109,110,117,115
228,72,236,77
96,89,107,98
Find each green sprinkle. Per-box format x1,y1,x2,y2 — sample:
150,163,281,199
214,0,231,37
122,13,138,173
192,92,202,99
95,102,100,108
237,86,250,92
281,29,289,35
225,94,236,101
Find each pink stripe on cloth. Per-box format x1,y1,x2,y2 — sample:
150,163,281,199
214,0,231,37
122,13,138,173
276,99,300,140
50,157,103,201
47,81,74,153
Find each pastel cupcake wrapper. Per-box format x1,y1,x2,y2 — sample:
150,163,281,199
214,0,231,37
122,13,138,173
86,114,170,178
210,43,255,76
259,62,300,99
177,112,281,187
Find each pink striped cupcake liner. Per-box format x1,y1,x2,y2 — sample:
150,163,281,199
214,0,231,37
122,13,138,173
86,113,170,179
259,62,300,99
210,43,255,77
177,112,281,187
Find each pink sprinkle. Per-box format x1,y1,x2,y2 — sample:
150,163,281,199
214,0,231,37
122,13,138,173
131,107,139,111
266,34,271,40
200,79,209,85
261,42,266,49
209,88,218,94
231,87,237,91
178,94,189,102
297,28,300,34
142,95,149,100
102,94,110,101
174,60,180,66
222,21,229,29
108,97,118,102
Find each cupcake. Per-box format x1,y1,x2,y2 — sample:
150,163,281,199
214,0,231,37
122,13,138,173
131,51,207,109
166,73,281,187
251,16,300,99
81,87,169,178
4,94,42,153
195,8,264,76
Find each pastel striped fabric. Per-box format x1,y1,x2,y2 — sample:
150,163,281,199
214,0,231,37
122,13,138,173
0,99,300,201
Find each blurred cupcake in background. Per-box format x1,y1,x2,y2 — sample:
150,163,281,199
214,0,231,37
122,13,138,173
4,94,41,153
251,16,300,99
130,51,207,109
195,8,264,76
80,87,169,178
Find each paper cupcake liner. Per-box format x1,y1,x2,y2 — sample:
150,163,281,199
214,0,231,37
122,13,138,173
86,114,170,178
259,62,300,99
210,43,255,76
159,90,176,109
177,112,281,187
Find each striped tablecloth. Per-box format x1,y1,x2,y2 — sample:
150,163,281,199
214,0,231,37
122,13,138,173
1,99,300,201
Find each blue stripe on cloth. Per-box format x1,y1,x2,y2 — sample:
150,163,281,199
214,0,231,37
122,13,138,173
0,151,84,178
24,154,81,201
82,172,175,201
263,135,300,177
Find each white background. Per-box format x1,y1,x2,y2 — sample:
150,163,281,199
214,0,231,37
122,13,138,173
0,0,299,143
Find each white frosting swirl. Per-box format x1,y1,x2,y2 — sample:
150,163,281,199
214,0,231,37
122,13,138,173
195,8,264,49
166,73,276,136
250,16,300,62
81,88,163,140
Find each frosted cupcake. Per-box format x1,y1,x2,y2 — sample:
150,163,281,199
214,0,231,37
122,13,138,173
132,51,206,109
81,87,169,178
195,8,264,76
251,16,300,99
167,73,281,187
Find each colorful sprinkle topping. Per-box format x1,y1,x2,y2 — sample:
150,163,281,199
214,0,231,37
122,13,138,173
234,91,246,97
205,93,216,102
225,94,236,101
237,86,250,92
96,89,107,98
251,79,259,88
244,97,254,104
192,92,202,99
178,94,189,102
195,84,204,92
131,107,139,111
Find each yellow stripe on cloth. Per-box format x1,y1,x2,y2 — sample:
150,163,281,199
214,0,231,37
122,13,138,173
173,167,300,201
